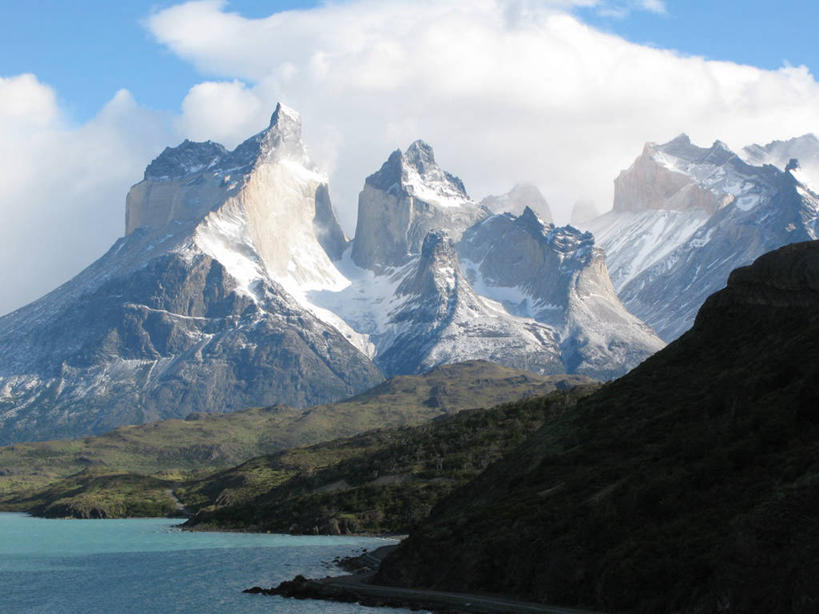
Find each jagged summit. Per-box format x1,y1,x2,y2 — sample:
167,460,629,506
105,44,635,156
352,141,488,270
141,102,306,186
459,210,663,378
365,140,469,204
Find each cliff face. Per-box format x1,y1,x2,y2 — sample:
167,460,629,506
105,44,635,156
351,141,489,271
377,240,819,614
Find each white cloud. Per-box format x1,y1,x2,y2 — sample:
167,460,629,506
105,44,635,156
145,0,819,236
0,75,172,315
179,80,266,146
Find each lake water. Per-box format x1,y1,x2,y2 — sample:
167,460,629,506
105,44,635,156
0,513,416,613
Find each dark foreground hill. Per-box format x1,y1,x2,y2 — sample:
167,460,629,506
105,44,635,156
375,241,819,613
180,384,596,535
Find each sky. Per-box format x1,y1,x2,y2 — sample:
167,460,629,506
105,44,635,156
1,0,819,315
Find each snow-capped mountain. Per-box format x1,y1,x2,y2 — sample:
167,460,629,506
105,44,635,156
480,183,553,222
742,133,819,193
459,208,663,378
0,104,383,444
588,134,819,341
351,140,490,271
0,106,667,444
371,231,564,375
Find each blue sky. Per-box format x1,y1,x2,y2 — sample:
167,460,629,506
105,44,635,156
2,1,818,124
2,0,819,316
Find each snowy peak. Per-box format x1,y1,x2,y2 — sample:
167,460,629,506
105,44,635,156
593,132,819,341
365,140,470,206
614,135,779,215
481,183,552,223
352,141,488,270
458,209,663,378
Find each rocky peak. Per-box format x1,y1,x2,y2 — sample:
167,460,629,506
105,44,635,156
256,102,308,165
352,142,488,271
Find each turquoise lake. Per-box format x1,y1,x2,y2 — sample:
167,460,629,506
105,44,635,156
0,513,416,613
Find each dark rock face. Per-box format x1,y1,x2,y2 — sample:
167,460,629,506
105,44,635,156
377,241,819,613
314,183,348,260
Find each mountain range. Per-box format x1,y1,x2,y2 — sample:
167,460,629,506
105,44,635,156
0,104,662,443
587,133,819,340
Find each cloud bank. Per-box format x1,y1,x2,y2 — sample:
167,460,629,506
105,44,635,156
0,75,171,315
146,0,819,234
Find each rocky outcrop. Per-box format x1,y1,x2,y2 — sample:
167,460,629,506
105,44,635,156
351,141,489,270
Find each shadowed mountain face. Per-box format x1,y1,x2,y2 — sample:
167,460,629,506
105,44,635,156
377,241,819,614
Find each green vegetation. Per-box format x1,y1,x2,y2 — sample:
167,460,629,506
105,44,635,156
0,361,592,518
181,385,597,534
4,470,183,519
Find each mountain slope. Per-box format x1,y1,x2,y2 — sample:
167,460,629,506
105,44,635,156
0,104,382,444
0,361,591,503
589,134,819,340
377,240,819,613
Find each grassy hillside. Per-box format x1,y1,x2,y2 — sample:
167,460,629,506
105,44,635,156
376,241,819,613
0,361,591,513
180,384,597,534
